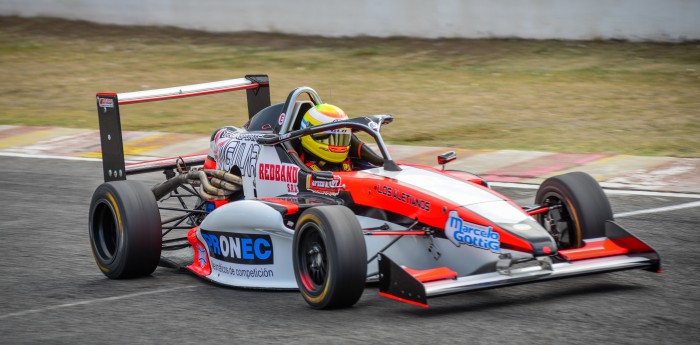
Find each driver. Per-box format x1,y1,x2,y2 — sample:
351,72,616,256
299,104,353,172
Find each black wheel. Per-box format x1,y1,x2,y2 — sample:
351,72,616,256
89,180,162,279
293,206,367,309
535,172,613,249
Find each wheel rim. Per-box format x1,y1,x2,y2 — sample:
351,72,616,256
541,194,577,249
297,223,328,294
91,200,119,262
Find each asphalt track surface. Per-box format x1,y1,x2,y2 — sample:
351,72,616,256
1,156,699,344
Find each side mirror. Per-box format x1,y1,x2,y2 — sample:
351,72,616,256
437,151,457,170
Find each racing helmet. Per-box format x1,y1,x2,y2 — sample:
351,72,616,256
300,104,351,163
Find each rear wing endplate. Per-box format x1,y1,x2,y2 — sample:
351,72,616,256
95,75,270,182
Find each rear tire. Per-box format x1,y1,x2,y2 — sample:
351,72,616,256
293,206,367,309
88,180,162,278
535,172,613,249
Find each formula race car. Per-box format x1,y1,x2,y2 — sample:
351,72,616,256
89,75,660,309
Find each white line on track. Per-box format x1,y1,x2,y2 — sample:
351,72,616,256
490,182,700,199
615,200,700,218
0,285,197,320
601,189,700,199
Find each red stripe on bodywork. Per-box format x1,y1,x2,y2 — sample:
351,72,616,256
403,267,458,283
339,171,458,228
379,292,429,308
610,236,655,253
558,239,629,261
186,226,212,276
259,198,300,215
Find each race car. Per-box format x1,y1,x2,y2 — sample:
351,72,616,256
89,75,660,309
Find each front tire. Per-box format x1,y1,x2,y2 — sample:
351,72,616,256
293,206,367,309
89,180,162,278
535,172,613,249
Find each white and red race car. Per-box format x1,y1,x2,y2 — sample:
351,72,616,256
89,75,660,309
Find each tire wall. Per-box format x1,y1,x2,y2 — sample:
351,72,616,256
1,0,699,42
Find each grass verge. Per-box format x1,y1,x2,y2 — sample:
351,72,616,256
1,17,699,156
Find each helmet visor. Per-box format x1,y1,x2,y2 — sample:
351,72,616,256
311,129,351,147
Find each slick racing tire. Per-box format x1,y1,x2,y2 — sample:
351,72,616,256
89,180,162,279
535,172,613,249
293,206,367,309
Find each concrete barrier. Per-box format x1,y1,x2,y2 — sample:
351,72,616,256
1,0,698,41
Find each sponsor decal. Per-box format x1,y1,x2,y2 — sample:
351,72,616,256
217,139,261,177
236,133,267,141
367,120,380,132
97,97,114,112
375,184,431,211
214,130,266,144
444,211,500,253
214,128,240,142
306,175,343,196
197,244,207,267
278,112,286,125
200,230,274,265
210,262,274,279
258,163,299,183
258,163,300,194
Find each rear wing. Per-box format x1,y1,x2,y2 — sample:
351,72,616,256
95,75,270,182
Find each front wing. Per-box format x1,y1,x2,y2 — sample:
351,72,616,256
378,221,660,307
